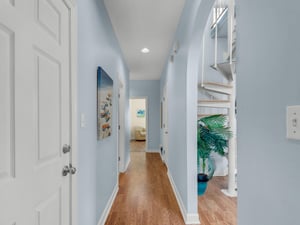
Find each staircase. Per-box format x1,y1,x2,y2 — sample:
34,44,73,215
199,82,232,95
198,0,237,197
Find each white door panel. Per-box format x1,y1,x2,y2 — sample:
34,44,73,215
0,22,15,181
0,1,73,224
163,85,168,164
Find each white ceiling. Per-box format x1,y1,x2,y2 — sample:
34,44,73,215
104,0,186,80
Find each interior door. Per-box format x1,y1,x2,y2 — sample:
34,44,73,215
0,1,73,224
162,85,168,164
118,80,124,172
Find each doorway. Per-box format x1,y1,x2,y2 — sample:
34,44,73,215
129,98,147,152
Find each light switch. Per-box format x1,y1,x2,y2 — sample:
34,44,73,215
81,113,86,128
287,106,300,140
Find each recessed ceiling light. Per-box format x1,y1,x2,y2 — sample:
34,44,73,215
141,48,150,53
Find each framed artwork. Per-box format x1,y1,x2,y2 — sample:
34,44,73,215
136,109,145,118
97,67,113,140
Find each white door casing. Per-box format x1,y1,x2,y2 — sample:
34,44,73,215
0,0,77,224
162,85,168,164
118,79,125,172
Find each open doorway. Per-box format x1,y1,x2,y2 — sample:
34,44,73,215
196,0,237,224
129,98,147,152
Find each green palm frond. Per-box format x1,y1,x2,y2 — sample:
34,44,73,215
197,114,232,160
200,114,227,129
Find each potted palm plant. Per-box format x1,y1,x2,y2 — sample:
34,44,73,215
197,114,232,195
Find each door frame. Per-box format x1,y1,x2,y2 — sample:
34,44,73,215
162,84,168,164
118,79,126,172
130,97,149,151
62,0,78,224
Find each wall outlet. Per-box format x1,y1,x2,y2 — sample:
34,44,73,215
287,106,300,140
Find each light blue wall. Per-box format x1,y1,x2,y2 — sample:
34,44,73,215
237,1,300,224
160,0,229,220
160,0,202,216
130,80,160,150
78,0,130,224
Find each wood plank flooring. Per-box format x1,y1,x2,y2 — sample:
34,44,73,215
105,152,236,225
130,140,146,152
198,177,237,225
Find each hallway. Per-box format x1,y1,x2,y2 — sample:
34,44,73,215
105,150,236,225
130,141,146,152
105,152,184,225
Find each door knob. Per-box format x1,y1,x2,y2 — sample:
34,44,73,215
62,144,71,154
69,163,76,175
62,164,76,176
62,165,70,176
70,165,76,175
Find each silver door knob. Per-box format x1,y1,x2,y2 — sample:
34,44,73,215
63,144,71,154
62,165,70,176
70,166,76,175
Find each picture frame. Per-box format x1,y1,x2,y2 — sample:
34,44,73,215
97,67,113,140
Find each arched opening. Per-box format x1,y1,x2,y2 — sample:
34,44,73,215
187,0,237,223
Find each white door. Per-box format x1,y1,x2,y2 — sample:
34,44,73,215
118,80,124,172
0,1,74,224
162,85,168,164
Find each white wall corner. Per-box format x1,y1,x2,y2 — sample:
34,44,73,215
167,172,200,225
97,184,119,225
124,156,131,171
120,156,131,173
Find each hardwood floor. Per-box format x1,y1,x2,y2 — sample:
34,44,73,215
105,152,184,225
130,140,146,152
105,152,237,225
198,177,237,225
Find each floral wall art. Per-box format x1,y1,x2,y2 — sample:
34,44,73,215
97,67,113,140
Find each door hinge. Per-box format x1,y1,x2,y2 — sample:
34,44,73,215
118,125,120,130
118,157,120,161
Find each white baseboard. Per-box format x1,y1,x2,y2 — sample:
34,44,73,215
97,184,119,225
124,156,130,171
146,149,160,153
159,151,163,161
120,155,130,173
167,172,200,225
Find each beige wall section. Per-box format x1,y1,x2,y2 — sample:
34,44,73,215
130,98,146,140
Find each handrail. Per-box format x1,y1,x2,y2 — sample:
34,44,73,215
211,7,228,29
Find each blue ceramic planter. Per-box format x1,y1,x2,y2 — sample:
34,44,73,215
198,181,208,196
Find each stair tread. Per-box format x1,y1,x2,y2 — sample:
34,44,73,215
198,113,228,117
200,82,233,88
198,99,230,103
210,61,236,81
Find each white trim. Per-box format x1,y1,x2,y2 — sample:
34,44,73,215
125,156,130,171
62,0,78,225
120,155,131,173
118,78,125,173
186,214,201,224
146,149,160,153
167,172,200,225
97,184,119,225
159,149,163,161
